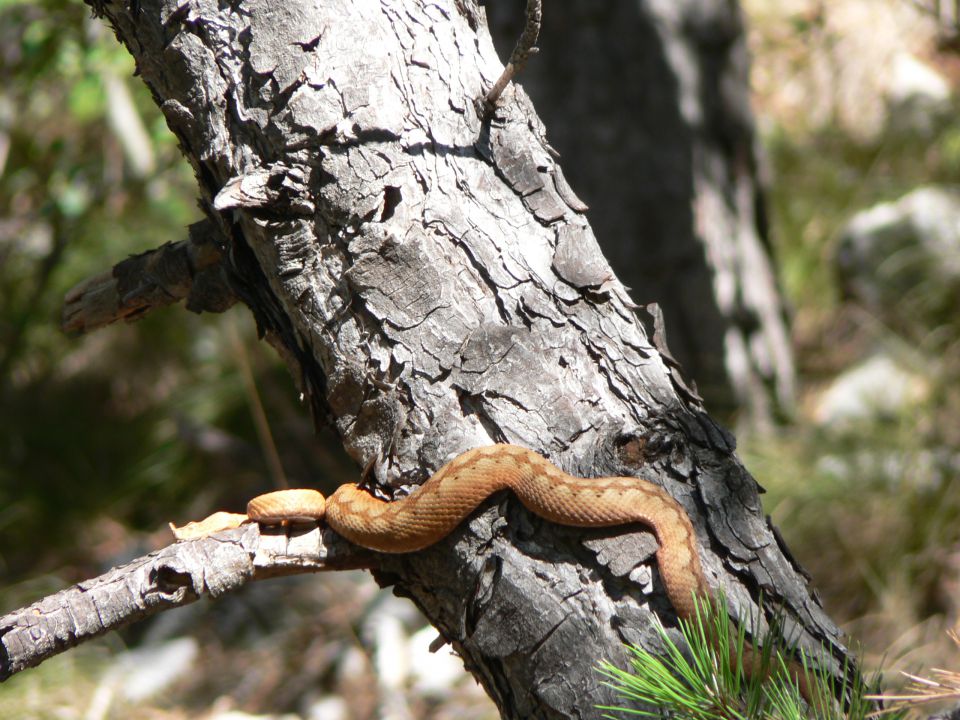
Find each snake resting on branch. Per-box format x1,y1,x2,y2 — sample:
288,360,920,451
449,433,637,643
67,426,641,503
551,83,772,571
172,443,813,700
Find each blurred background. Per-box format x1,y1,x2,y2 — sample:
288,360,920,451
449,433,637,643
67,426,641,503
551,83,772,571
0,0,959,717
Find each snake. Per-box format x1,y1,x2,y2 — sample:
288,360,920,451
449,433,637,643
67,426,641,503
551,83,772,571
171,443,813,700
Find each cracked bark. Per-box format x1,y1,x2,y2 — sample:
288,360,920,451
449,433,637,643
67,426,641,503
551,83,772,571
0,525,373,681
486,0,796,428
12,0,854,717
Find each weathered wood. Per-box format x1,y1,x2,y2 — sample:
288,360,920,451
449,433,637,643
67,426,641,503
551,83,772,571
0,524,370,680
9,0,853,716
486,0,797,428
62,219,233,333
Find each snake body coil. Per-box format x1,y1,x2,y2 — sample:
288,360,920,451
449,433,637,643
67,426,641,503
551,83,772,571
186,443,811,700
248,444,706,620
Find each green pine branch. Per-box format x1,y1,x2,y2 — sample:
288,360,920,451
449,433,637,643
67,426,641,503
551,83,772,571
597,593,901,720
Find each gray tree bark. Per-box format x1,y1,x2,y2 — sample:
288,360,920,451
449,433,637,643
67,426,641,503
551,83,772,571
5,0,847,717
486,0,796,428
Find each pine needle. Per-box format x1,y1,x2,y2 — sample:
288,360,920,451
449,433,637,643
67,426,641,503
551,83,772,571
599,591,900,720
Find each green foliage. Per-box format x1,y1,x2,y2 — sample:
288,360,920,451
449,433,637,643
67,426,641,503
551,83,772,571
0,640,113,720
598,595,899,720
743,415,960,653
766,100,960,349
750,9,960,676
0,0,316,579
0,0,356,590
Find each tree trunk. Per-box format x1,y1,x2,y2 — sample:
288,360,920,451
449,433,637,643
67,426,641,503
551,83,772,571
59,0,841,716
486,0,797,428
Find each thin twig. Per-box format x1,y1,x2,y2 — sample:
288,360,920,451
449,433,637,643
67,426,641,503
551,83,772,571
865,630,960,716
227,315,288,490
483,0,542,110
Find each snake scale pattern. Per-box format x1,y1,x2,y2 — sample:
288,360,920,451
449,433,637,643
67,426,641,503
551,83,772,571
248,444,705,618
174,443,812,700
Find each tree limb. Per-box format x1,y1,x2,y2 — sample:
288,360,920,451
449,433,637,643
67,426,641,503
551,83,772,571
42,0,859,716
62,218,234,334
0,523,373,681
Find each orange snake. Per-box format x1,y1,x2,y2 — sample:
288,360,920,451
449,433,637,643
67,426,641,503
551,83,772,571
171,443,812,699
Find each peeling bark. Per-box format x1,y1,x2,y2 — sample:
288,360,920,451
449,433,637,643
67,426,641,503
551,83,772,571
21,0,853,716
486,0,796,428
